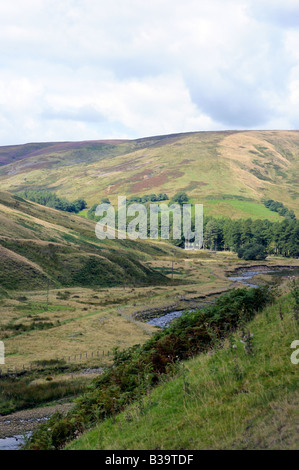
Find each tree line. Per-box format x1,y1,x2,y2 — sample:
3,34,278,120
19,190,298,258
18,190,87,214
263,199,296,220
203,217,299,258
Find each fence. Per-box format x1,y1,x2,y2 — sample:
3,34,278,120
0,348,113,377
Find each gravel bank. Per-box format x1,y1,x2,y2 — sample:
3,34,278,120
0,402,73,439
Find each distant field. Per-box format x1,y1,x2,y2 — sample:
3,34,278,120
203,198,282,220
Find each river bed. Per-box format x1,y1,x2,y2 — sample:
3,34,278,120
147,309,195,328
147,265,299,328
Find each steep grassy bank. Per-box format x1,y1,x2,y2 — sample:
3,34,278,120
68,293,299,450
24,286,275,450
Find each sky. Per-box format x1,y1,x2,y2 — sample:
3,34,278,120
0,0,298,145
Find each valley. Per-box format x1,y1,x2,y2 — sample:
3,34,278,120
0,130,298,449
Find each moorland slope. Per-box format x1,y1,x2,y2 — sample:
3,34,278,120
0,190,171,293
0,130,298,219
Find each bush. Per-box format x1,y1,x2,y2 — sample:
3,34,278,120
172,192,189,205
237,243,267,260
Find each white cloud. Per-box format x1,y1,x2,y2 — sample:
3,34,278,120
0,0,298,145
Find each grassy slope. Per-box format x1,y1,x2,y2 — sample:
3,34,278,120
0,131,298,219
68,295,299,450
0,190,174,291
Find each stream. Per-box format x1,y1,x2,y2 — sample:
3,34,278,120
147,309,196,328
147,265,299,328
0,434,30,451
228,269,274,288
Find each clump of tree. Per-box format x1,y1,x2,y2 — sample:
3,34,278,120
263,199,296,220
128,193,169,203
19,190,87,214
127,192,189,205
237,243,267,260
171,192,189,205
86,194,169,220
87,203,98,220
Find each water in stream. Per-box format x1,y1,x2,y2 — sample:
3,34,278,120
0,434,28,451
147,266,299,328
228,270,274,288
147,309,194,328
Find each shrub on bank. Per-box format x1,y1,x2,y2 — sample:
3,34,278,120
24,286,273,450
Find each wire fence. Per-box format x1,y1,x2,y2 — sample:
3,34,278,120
0,348,113,377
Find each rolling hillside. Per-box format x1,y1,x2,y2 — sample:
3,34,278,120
0,131,298,219
0,190,171,293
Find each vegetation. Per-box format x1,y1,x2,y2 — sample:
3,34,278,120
18,190,87,214
0,361,87,415
128,194,169,203
67,291,299,450
238,243,267,261
0,131,298,221
0,132,298,450
86,194,170,221
237,243,267,261
171,192,189,205
87,197,298,258
0,190,170,291
24,286,274,449
203,216,299,257
263,199,296,220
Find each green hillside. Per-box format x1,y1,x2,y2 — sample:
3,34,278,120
0,131,298,219
0,190,172,291
68,293,299,450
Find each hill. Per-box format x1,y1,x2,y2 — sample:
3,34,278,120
67,292,299,450
0,190,172,292
0,131,298,220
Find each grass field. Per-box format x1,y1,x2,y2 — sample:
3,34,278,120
203,198,282,220
67,292,299,450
